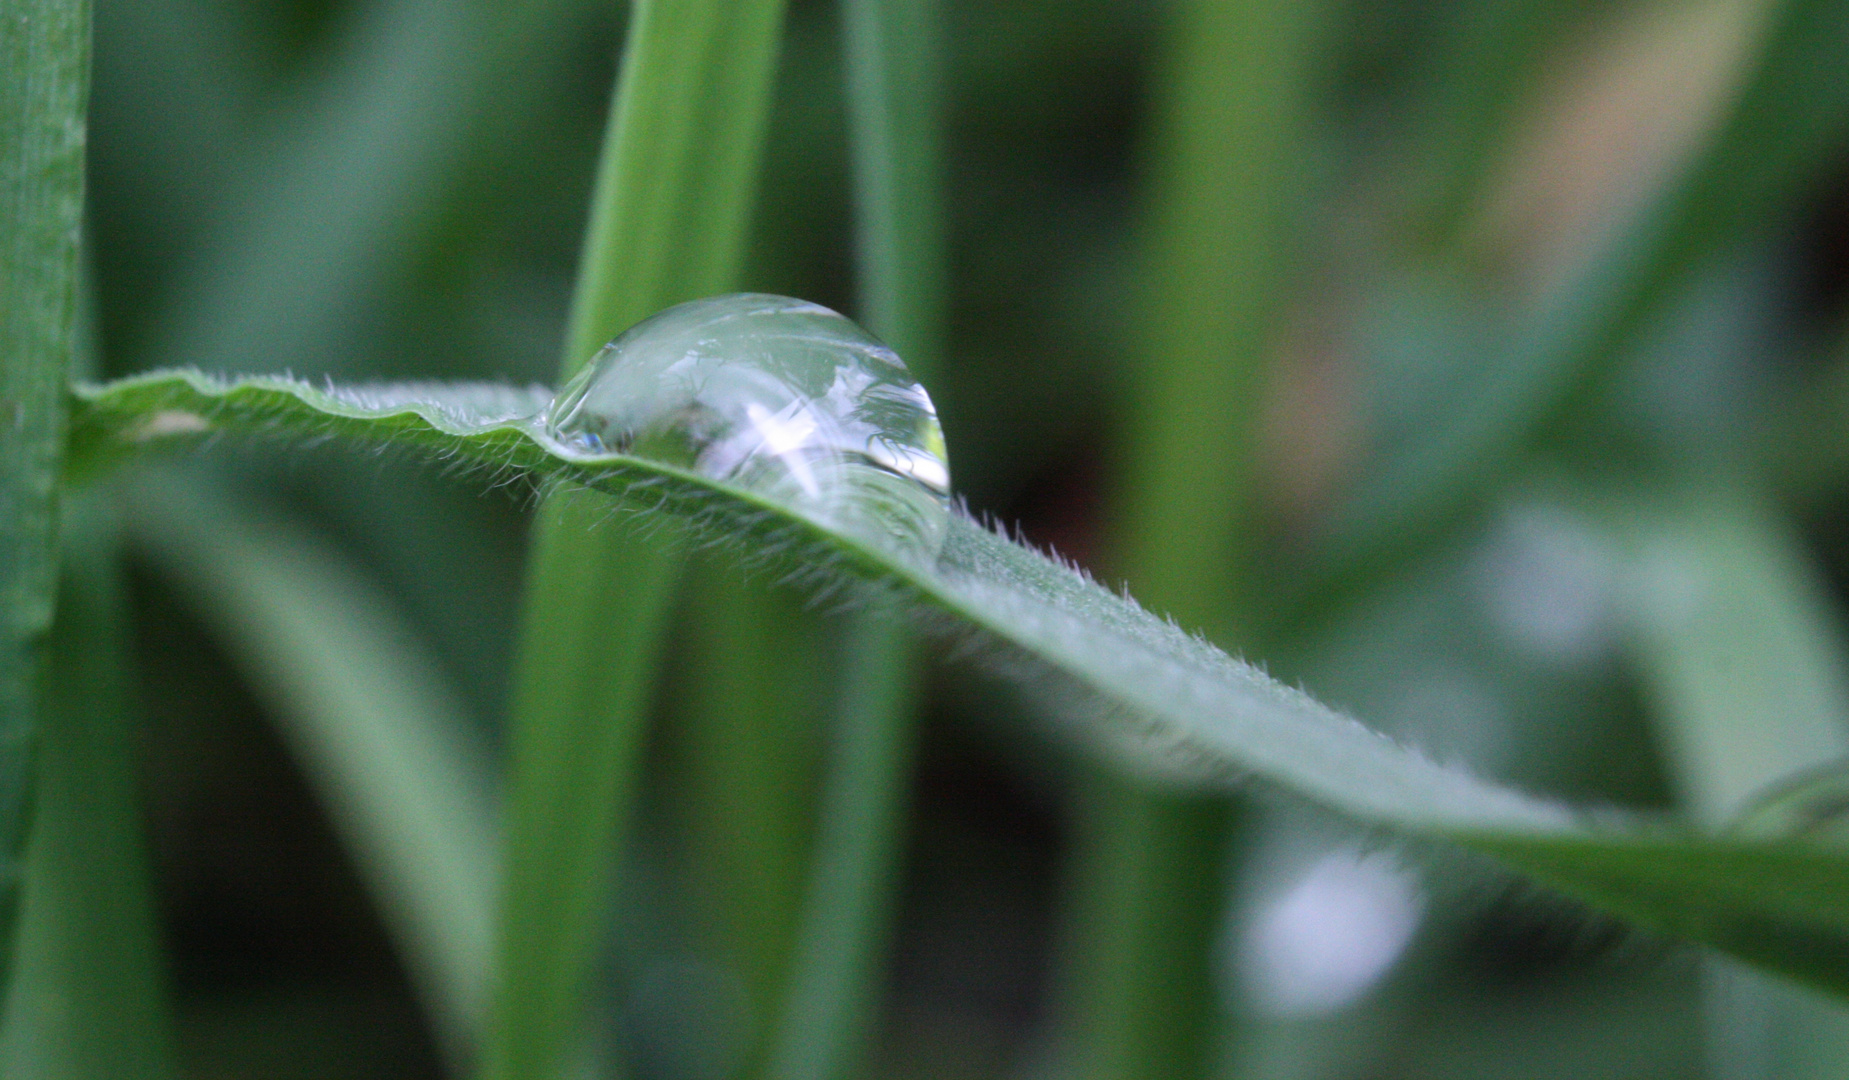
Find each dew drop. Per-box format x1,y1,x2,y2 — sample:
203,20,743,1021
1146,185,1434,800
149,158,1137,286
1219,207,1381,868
545,294,952,561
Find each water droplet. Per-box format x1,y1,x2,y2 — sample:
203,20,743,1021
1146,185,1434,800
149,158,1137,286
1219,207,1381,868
545,294,952,561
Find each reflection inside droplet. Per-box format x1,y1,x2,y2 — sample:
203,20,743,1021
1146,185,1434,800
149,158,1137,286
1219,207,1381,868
544,294,952,561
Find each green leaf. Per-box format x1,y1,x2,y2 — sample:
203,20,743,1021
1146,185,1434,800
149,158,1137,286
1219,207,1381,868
70,368,1849,998
1605,481,1849,1075
0,0,89,1003
65,369,1562,827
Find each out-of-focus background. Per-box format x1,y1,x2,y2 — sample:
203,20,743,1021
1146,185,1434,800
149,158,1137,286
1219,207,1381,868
88,0,1849,1075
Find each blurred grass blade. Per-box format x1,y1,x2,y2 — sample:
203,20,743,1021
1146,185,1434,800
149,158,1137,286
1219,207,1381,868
0,0,88,1002
497,500,679,1080
1114,0,1316,640
764,597,916,1080
493,0,790,1076
1063,0,1320,1073
0,500,175,1080
1056,785,1233,1080
158,0,606,380
65,368,1849,997
841,0,946,367
1411,0,1588,242
1616,482,1849,826
757,3,943,1074
1609,483,1849,1080
671,577,824,1074
1310,0,1849,619
128,470,497,1066
558,0,790,366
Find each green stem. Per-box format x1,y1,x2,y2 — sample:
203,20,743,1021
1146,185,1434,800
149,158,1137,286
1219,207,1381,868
1059,782,1234,1080
751,2,945,1076
670,576,826,1073
1062,0,1318,1075
488,1,790,1076
764,599,917,1080
0,502,175,1080
841,0,946,372
0,0,88,1003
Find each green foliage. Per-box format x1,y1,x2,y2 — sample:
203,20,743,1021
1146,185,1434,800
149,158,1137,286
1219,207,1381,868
19,0,1849,1075
493,2,790,1077
0,0,89,1000
0,503,173,1080
57,366,1849,1002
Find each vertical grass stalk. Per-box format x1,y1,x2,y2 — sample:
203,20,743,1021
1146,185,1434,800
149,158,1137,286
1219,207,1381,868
1620,481,1849,1077
488,1,790,1077
760,1,945,1075
0,0,89,1000
131,473,496,1065
0,503,175,1080
1059,0,1318,1076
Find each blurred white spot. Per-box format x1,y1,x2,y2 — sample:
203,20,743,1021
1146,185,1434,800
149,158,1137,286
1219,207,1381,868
1238,849,1424,1017
1478,503,1618,664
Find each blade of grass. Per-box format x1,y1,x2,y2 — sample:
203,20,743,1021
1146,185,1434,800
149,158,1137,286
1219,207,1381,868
1299,0,1849,627
496,499,681,1080
1060,0,1320,1074
491,0,791,1076
840,0,945,368
671,576,825,1075
1409,0,1591,245
763,601,916,1080
156,0,606,381
127,469,497,1067
0,498,175,1080
0,0,88,1001
66,369,1849,998
759,2,943,1074
1056,784,1235,1080
1610,481,1849,1080
1618,481,1849,826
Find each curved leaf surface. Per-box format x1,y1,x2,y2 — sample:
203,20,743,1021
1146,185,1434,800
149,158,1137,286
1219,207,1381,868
66,368,1849,996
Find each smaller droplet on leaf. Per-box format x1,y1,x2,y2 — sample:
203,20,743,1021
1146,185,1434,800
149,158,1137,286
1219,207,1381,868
545,294,952,562
1730,760,1849,845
